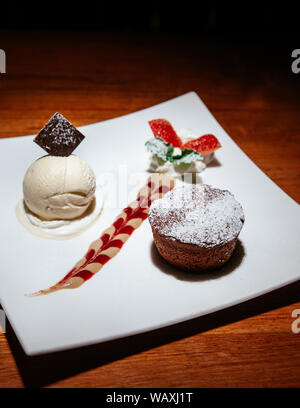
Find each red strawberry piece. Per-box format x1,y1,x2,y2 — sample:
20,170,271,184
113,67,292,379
181,134,221,155
148,119,182,148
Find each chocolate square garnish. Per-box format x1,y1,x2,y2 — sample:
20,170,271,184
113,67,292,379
34,112,85,156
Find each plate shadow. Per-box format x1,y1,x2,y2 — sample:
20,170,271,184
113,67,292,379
208,157,221,167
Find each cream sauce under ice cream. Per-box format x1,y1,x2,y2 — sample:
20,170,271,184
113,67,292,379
16,186,104,239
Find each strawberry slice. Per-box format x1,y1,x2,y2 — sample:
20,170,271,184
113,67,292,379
148,119,182,148
181,134,221,156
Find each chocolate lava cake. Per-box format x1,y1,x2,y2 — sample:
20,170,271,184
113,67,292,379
148,184,245,271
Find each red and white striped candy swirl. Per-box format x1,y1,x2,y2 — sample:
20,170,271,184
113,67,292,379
30,173,175,296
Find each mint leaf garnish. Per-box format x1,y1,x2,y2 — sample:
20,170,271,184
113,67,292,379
172,149,203,165
166,145,175,162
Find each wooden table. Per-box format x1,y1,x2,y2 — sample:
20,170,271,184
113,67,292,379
0,30,299,388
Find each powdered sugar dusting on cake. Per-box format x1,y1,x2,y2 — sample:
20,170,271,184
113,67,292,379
149,184,245,247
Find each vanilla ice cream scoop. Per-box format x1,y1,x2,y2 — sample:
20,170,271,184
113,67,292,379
23,155,96,220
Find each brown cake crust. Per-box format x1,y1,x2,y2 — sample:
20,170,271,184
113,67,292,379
152,228,238,271
149,184,245,272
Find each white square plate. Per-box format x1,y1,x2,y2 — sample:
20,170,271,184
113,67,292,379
0,92,299,356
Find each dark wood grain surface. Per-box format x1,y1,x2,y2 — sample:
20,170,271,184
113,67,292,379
0,30,299,388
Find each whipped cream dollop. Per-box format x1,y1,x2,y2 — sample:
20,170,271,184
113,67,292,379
147,129,214,176
16,186,104,239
